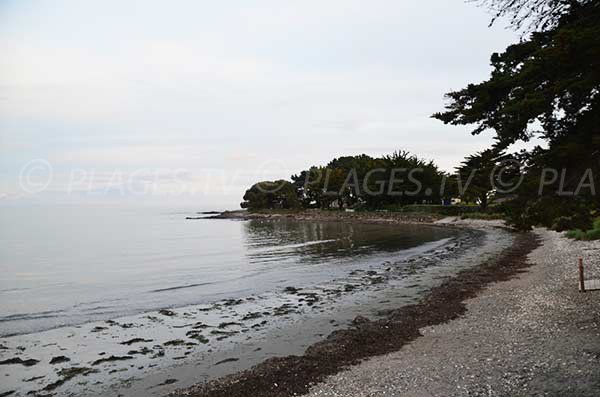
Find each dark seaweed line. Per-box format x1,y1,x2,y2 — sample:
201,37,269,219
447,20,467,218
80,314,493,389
168,232,540,397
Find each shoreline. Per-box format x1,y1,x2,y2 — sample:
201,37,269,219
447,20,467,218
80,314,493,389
204,209,447,225
167,216,534,397
305,229,600,396
1,212,507,397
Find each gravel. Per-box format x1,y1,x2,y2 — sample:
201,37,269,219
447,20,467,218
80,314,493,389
306,229,600,397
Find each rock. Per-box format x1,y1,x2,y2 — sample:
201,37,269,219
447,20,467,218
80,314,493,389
49,356,70,364
90,326,108,333
218,322,241,329
91,355,133,366
163,339,186,347
120,338,153,345
157,378,178,386
241,312,263,321
0,357,39,367
127,347,153,355
158,309,176,317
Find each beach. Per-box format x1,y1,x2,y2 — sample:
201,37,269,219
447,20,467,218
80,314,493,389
170,218,600,397
0,211,510,396
304,228,600,396
2,212,597,396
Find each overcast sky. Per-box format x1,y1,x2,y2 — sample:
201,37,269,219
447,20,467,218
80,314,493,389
0,0,523,209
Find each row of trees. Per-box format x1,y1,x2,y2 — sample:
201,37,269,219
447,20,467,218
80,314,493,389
241,150,518,211
241,151,446,210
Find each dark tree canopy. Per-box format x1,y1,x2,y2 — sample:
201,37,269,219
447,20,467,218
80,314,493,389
435,0,599,229
240,180,300,210
434,1,599,148
245,151,452,211
454,149,519,210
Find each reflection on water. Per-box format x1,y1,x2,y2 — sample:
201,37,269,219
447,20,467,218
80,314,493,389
0,206,456,336
243,219,456,265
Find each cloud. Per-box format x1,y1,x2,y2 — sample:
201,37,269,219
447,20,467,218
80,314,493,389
0,0,523,206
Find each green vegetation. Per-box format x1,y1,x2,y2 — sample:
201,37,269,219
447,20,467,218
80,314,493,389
566,218,600,241
452,149,520,211
433,0,599,230
240,180,300,210
242,151,454,211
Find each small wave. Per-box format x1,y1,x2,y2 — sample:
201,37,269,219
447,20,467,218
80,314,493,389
150,282,214,293
0,309,66,323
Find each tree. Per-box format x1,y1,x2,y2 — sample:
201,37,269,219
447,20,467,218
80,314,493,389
433,2,599,148
455,149,520,210
246,152,456,212
433,1,599,228
240,180,300,210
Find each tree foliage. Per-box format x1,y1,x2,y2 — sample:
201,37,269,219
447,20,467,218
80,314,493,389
244,151,452,211
435,0,600,229
240,180,300,210
454,148,520,210
434,1,600,147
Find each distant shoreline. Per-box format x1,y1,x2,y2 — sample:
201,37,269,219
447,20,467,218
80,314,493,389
198,208,449,226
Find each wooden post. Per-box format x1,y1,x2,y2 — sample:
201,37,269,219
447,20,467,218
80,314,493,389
579,257,585,292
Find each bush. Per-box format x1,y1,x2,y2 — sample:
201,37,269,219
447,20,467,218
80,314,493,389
565,229,586,240
551,216,590,232
504,196,595,231
585,228,600,240
565,217,600,241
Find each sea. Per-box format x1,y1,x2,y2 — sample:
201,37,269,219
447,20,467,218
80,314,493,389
0,205,457,337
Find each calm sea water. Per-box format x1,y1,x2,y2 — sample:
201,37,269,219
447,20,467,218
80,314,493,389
0,205,456,336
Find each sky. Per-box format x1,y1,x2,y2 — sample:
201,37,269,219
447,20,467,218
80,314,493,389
0,0,525,209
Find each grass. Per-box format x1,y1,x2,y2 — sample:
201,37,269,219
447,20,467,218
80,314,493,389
565,217,600,241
